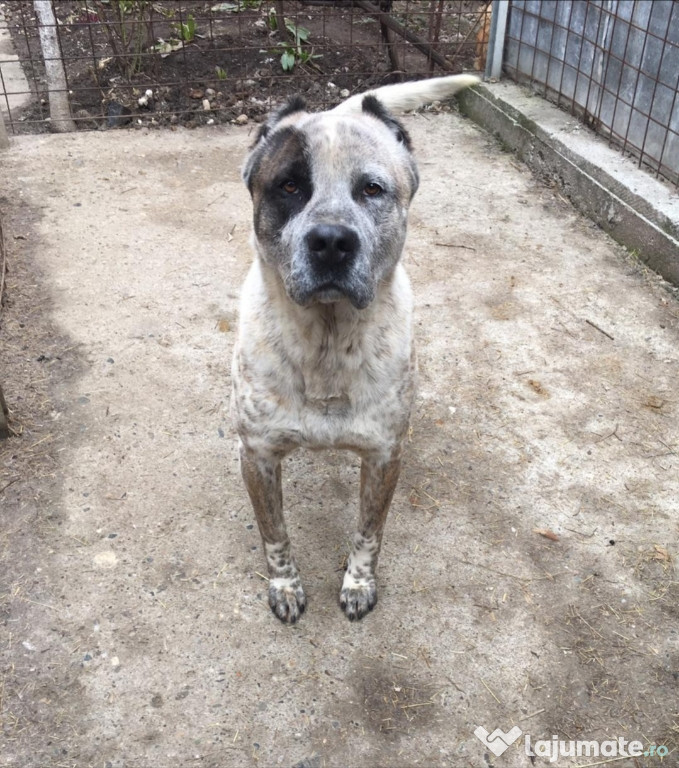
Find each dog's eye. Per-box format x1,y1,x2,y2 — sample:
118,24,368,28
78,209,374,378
364,182,383,197
282,180,299,194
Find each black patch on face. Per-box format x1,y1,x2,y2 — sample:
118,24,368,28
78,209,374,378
361,95,413,151
247,127,312,241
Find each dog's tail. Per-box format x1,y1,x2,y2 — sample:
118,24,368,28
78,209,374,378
331,74,480,115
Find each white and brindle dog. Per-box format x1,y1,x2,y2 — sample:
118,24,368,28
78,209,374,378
232,74,478,623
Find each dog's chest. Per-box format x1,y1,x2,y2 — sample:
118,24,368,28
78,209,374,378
237,311,411,454
233,260,414,455
289,312,408,439
300,318,372,402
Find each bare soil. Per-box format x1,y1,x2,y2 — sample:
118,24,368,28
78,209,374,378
0,110,678,768
3,0,483,132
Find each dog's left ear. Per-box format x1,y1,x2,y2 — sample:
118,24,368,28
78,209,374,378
251,95,307,147
361,95,413,151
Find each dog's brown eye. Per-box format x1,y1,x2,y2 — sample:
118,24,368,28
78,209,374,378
282,180,298,194
364,182,383,197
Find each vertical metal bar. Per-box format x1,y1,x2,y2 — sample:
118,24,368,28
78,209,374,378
620,5,651,160
556,0,577,110
580,0,607,126
606,2,634,146
514,0,528,82
0,52,10,135
0,106,9,148
19,2,41,125
589,0,617,127
656,45,679,187
637,2,674,175
485,0,509,80
542,1,557,99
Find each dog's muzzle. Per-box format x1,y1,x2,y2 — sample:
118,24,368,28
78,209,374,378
292,223,373,308
305,224,359,269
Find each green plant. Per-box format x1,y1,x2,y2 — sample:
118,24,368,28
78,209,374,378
278,20,322,72
173,14,197,43
81,0,155,79
211,0,260,10
215,65,227,81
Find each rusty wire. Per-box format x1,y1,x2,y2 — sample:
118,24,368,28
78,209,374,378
0,0,488,133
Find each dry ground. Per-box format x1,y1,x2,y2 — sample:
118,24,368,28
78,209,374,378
0,111,677,768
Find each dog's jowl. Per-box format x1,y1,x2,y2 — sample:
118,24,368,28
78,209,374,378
232,74,478,623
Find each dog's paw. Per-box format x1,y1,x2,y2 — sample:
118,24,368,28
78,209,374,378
268,577,306,624
339,574,377,621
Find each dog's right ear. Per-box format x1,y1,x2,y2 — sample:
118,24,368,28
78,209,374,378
242,96,307,191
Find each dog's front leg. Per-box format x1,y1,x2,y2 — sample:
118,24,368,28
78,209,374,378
340,450,401,621
239,442,305,623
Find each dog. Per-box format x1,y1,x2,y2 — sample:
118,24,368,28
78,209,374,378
232,74,479,623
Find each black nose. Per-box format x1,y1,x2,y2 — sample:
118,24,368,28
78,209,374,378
305,224,359,266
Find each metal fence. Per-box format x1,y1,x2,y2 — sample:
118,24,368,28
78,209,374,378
0,0,489,134
504,0,679,187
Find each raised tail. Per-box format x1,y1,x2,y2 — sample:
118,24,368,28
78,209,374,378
331,74,480,115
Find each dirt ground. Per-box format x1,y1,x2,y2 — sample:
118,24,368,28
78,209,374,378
0,109,678,768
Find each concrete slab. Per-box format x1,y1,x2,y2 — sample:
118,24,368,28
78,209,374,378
0,115,677,767
459,81,679,287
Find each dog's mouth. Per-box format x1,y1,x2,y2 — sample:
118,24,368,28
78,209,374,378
313,284,348,304
289,277,374,311
285,242,377,310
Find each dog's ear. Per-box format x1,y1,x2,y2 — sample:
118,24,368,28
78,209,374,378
361,95,413,151
252,95,307,146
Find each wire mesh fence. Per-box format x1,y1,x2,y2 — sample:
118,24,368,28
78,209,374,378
0,0,490,133
504,0,679,188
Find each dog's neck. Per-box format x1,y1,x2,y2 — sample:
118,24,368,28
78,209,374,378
255,256,411,403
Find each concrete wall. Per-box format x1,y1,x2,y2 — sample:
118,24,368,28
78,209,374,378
504,0,679,186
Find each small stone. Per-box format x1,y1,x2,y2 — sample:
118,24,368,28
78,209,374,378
202,99,211,111
339,88,350,99
106,101,132,128
235,114,249,125
74,108,98,128
205,88,216,99
189,88,204,99
93,551,118,569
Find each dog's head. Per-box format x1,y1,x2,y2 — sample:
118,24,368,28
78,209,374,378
242,95,419,310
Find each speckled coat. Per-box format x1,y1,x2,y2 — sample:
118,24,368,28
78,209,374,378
231,75,478,623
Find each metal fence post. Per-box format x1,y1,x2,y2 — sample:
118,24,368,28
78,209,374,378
485,0,510,80
0,113,8,149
